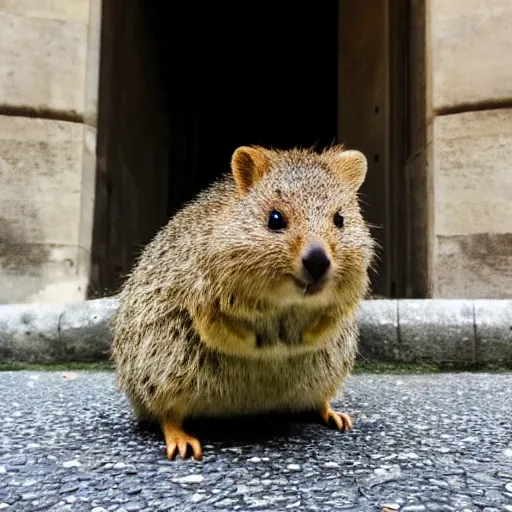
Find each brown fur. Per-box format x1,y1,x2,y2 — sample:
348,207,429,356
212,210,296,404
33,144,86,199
112,146,374,428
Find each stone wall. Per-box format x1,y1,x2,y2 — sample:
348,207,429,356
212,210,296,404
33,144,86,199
0,0,101,304
429,0,512,298
2,0,511,303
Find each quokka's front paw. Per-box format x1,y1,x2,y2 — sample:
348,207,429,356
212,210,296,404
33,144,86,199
162,419,202,461
319,401,353,432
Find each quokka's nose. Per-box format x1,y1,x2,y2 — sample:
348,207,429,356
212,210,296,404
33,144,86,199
301,244,331,283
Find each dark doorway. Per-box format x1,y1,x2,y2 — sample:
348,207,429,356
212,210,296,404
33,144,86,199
162,3,340,216
92,1,428,299
93,1,339,295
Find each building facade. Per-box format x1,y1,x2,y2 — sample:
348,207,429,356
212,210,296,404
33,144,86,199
0,0,100,303
0,0,511,304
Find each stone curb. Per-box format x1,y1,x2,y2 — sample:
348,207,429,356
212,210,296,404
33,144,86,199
0,298,119,364
0,297,511,364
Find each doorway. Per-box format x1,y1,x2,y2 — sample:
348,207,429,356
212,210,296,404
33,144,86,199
91,1,428,299
162,3,339,216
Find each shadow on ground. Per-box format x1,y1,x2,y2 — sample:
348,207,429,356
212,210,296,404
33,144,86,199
135,410,327,445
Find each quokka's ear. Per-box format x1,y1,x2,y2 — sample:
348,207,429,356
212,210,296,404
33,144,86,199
231,146,271,196
324,146,367,192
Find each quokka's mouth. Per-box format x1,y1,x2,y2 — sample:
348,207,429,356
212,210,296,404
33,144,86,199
292,277,326,296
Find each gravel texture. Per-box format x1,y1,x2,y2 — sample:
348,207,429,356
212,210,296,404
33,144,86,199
0,371,511,511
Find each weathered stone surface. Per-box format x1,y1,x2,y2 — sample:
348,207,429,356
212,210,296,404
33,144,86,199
59,297,118,361
0,12,87,114
433,110,512,299
0,116,88,304
435,234,512,299
84,0,101,127
433,109,512,237
430,0,512,110
1,297,512,364
76,127,96,299
0,116,84,246
0,297,117,362
0,0,90,23
0,244,85,305
0,302,62,362
79,125,97,253
397,299,475,363
474,300,512,363
357,300,399,361
77,247,93,299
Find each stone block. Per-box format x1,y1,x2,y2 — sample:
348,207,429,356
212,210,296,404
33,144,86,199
397,299,475,363
0,244,87,304
434,110,512,237
0,0,90,23
0,12,87,115
357,300,399,361
430,0,512,110
435,234,512,299
474,300,512,364
0,302,62,362
0,116,84,246
0,297,117,363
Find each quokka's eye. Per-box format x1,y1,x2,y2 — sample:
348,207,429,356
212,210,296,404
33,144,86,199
333,211,344,228
268,210,287,231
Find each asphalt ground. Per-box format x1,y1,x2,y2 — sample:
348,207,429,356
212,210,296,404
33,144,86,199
0,371,511,512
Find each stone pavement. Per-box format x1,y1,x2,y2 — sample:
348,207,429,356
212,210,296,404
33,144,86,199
0,371,511,512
